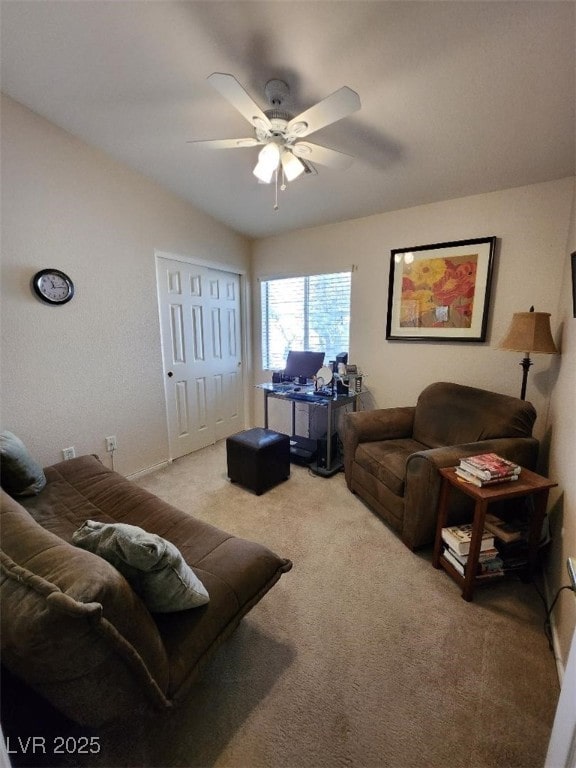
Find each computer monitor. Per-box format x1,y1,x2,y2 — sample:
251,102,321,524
283,350,325,384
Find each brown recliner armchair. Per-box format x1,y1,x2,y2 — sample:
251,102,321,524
343,382,539,550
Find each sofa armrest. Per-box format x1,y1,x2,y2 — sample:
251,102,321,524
343,407,415,487
1,491,171,726
401,436,539,549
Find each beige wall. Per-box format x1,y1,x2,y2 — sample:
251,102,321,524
546,185,576,672
252,177,575,670
0,95,251,476
251,179,573,437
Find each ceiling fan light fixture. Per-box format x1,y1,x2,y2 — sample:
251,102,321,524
259,142,281,168
253,142,281,183
253,161,275,184
281,150,305,181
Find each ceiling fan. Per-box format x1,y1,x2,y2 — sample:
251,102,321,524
188,73,361,200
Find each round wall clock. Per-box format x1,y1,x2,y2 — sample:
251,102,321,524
31,269,75,305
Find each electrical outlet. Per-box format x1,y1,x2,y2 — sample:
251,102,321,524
567,557,576,591
62,447,76,461
105,436,117,453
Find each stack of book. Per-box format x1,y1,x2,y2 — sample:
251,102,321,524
455,452,521,487
483,512,529,573
441,524,504,579
483,512,526,543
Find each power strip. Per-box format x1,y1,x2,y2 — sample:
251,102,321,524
568,557,576,591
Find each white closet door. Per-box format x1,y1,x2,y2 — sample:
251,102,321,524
157,256,244,459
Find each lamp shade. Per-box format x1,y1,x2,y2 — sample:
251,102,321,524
281,150,305,181
253,142,281,183
499,311,558,354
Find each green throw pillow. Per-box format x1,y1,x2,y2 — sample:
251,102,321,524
72,520,209,613
0,431,47,497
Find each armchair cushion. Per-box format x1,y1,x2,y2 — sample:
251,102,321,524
355,438,427,496
413,382,537,448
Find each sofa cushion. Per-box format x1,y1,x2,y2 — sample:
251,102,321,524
72,520,209,613
355,438,427,496
413,382,536,448
0,431,46,497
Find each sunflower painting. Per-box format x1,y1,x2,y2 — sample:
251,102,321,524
386,237,496,341
400,255,478,328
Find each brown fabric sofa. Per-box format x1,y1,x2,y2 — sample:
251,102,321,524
1,454,292,727
343,382,538,550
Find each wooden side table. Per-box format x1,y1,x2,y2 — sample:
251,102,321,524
432,466,557,601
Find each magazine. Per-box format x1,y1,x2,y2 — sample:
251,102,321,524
459,453,521,481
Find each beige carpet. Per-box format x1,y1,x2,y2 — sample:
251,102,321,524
98,441,558,768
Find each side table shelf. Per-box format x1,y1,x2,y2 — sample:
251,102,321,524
432,466,557,601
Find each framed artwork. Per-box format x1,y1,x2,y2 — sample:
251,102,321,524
386,236,496,342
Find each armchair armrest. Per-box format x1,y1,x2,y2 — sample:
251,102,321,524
343,407,415,486
402,436,539,549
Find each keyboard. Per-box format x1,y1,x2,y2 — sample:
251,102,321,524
288,391,335,402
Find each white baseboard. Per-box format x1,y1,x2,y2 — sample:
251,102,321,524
550,614,567,686
544,571,567,686
126,459,171,481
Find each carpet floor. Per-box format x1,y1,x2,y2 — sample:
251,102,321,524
4,441,561,768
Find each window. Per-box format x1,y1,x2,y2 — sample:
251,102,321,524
261,271,351,370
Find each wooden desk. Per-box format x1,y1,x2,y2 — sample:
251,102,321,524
258,383,359,476
432,466,557,601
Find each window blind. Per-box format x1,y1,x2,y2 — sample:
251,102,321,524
261,271,351,370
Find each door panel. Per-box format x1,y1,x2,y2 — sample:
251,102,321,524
157,256,244,459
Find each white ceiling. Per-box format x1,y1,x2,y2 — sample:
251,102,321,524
1,1,574,239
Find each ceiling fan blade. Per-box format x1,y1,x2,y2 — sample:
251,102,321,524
187,138,261,149
208,73,272,131
286,86,361,138
291,142,354,170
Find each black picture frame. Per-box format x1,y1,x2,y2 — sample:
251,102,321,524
386,236,496,342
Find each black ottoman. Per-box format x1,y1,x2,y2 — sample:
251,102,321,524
226,428,290,495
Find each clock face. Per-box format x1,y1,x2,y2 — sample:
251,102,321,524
32,269,74,305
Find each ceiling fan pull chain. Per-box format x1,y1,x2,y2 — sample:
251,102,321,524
280,165,287,193
273,168,279,211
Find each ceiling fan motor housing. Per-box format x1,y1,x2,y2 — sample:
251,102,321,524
265,109,292,124
264,79,290,107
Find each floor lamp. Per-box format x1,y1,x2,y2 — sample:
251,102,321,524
499,307,559,400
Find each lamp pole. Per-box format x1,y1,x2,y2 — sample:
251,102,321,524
519,354,533,400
